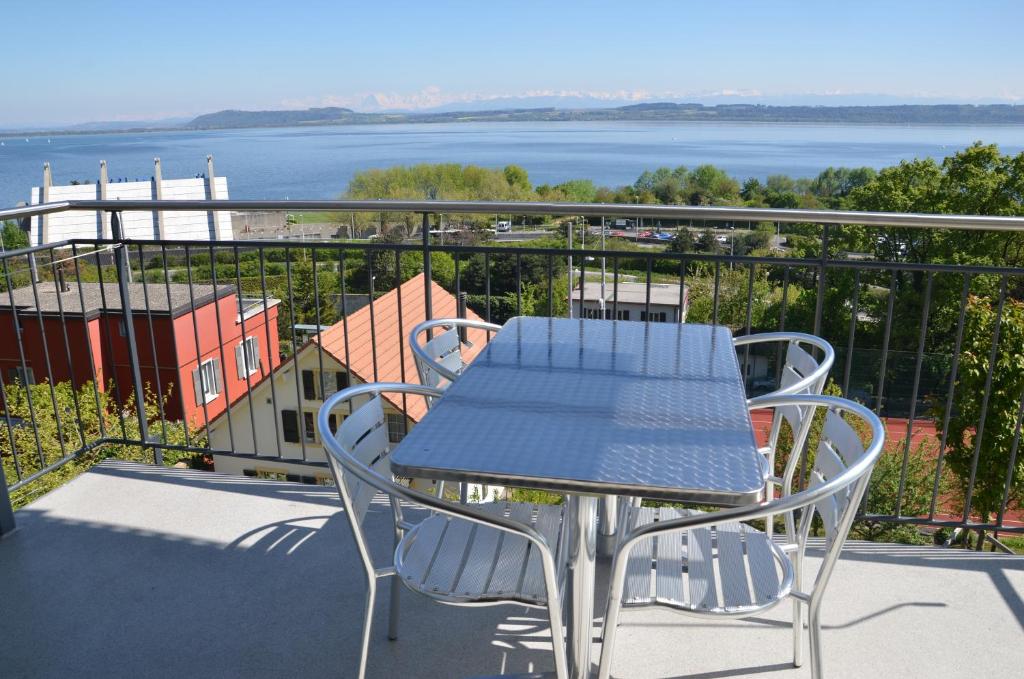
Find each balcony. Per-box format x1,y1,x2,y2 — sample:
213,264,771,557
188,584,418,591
1,199,1023,677
1,460,1020,678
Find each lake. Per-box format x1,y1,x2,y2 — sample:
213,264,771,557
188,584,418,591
3,121,1024,208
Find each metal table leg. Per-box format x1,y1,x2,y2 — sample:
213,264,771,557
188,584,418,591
597,495,617,558
565,494,597,679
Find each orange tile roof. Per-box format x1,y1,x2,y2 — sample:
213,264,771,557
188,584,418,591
314,273,491,422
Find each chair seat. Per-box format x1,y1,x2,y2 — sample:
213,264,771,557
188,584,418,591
620,507,792,615
397,502,563,607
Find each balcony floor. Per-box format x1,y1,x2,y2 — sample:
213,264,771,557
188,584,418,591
1,460,1021,678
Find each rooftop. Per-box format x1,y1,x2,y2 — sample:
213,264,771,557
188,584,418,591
1,460,1020,679
0,281,233,318
574,280,685,307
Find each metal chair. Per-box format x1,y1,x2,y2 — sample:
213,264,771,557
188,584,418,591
409,317,501,397
598,394,885,679
734,332,836,514
410,317,501,502
319,382,567,679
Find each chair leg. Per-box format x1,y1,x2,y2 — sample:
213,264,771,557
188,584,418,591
597,555,626,679
808,605,824,679
792,599,803,667
387,574,400,641
357,580,377,679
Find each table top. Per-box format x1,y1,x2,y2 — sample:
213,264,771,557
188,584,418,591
390,317,764,505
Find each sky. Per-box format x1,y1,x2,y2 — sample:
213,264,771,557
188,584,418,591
3,1,1023,126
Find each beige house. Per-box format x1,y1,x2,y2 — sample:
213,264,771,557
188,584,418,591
208,274,490,483
573,280,689,323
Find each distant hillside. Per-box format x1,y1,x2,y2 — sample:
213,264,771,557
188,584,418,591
188,106,362,129
185,103,1024,130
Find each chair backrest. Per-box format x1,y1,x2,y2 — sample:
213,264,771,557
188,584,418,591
409,318,501,401
736,332,835,479
804,406,872,548
417,326,464,390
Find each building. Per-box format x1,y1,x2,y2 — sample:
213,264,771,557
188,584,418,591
0,280,281,425
572,280,688,323
208,273,491,482
27,157,233,245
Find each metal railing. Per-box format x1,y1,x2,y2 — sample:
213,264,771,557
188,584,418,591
2,198,1024,540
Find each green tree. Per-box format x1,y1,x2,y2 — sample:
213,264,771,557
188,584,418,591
1,220,29,251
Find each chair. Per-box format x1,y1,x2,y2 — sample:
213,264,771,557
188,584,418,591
319,382,567,679
410,317,501,502
734,332,836,521
598,394,885,679
409,317,501,397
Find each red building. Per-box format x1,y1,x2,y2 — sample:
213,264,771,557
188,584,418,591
0,280,281,427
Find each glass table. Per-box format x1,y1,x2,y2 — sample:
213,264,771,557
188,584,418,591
391,317,765,678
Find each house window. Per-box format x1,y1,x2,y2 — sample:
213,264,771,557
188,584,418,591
7,366,34,385
193,359,221,405
303,411,316,442
254,468,288,481
281,409,300,443
327,413,342,435
236,336,260,378
386,412,407,443
616,310,630,321
640,311,667,323
303,369,350,400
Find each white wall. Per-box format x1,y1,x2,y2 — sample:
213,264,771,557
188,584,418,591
29,177,232,244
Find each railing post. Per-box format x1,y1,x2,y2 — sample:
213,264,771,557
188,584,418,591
110,211,158,465
0,463,15,536
813,224,830,337
421,212,432,320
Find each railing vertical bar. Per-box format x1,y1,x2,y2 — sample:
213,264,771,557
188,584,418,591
366,249,379,382
774,266,791,384
394,248,408,422
312,247,328,408
742,264,755,377
110,213,153,461
962,275,1008,524
92,247,128,439
258,248,282,459
25,254,69,460
546,254,553,317
0,369,22,482
996,388,1024,527
182,246,212,438
135,244,167,444
813,225,830,338
3,257,46,469
338,248,354,395
515,253,522,317
484,252,491,323
712,261,721,325
677,258,686,322
234,244,260,455
159,245,190,449
578,256,587,319
48,258,86,448
841,270,860,397
71,245,107,438
644,255,652,320
874,270,897,415
206,244,235,458
612,257,620,320
930,273,972,519
283,253,308,461
895,272,933,517
421,212,433,321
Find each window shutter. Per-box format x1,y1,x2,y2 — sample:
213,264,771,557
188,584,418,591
213,359,223,394
336,371,349,392
302,370,316,400
235,344,245,379
281,409,299,443
192,367,203,405
252,336,260,372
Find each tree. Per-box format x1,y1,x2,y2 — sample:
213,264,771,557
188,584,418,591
1,220,29,251
941,295,1024,545
503,165,531,193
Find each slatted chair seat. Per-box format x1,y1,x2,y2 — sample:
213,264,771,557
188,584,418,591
398,502,564,604
619,507,792,615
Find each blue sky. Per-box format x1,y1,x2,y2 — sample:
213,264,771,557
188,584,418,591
3,1,1023,126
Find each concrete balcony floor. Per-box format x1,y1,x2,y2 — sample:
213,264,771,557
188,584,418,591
1,460,1021,678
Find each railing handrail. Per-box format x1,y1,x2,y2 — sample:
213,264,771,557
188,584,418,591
4,198,1024,232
